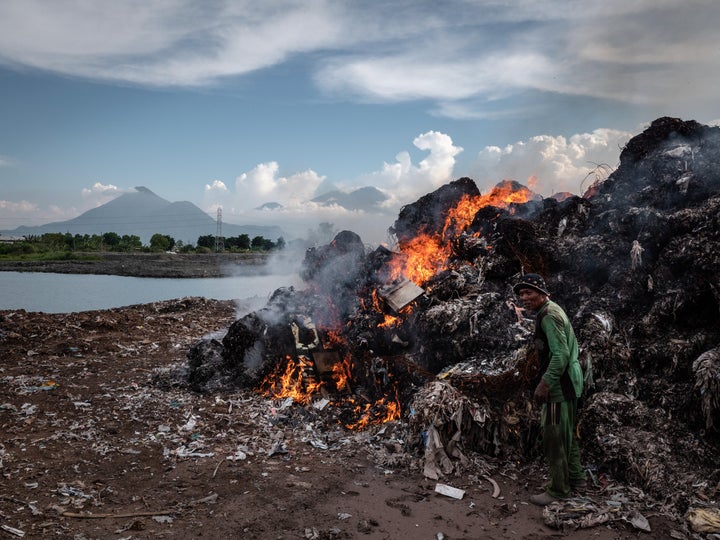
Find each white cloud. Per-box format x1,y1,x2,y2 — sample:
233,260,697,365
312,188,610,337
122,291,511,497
312,1,720,117
0,199,38,213
315,51,555,103
234,162,325,207
471,128,633,195
358,131,462,205
201,126,642,244
3,123,641,242
0,0,347,86
202,130,465,244
203,162,326,218
80,182,127,207
0,199,77,229
205,180,228,192
0,0,717,117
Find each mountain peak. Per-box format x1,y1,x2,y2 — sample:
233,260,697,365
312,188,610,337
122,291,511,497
2,187,285,244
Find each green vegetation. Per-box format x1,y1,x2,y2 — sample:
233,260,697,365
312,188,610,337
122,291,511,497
0,231,285,260
197,234,284,253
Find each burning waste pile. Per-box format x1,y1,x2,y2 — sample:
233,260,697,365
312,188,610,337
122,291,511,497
187,117,720,518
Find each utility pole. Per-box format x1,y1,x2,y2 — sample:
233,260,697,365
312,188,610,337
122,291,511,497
215,207,224,253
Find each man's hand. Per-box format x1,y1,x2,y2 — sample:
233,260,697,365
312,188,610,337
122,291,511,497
534,378,550,403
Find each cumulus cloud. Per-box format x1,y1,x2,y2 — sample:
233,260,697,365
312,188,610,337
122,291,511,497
234,162,325,208
205,180,228,192
200,132,463,244
202,162,329,231
1,123,639,242
217,131,459,207
356,131,462,205
471,128,633,195
201,125,642,244
80,182,128,207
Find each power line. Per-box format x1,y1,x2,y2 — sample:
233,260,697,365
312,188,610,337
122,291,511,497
215,207,224,253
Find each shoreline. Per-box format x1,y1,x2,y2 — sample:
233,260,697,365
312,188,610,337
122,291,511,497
0,251,271,278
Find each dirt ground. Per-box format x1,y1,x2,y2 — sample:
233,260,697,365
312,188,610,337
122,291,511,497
0,297,686,539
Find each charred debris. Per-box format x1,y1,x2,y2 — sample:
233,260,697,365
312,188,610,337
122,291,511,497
187,117,720,508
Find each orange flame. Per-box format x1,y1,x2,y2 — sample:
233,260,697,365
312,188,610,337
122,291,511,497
344,390,401,430
388,235,446,283
323,329,346,349
260,354,402,431
331,355,353,392
258,355,323,405
391,180,534,284
379,314,400,328
371,289,384,311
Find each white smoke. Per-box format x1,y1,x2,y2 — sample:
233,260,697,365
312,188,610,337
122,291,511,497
471,128,633,195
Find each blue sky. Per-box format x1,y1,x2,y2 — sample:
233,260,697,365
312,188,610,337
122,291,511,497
1,0,718,243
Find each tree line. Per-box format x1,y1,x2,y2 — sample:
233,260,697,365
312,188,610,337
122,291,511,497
0,232,285,256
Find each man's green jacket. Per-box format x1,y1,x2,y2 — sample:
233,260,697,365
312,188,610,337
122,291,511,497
538,300,583,402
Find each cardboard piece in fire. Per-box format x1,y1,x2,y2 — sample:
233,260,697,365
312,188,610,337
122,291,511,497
378,279,425,313
290,314,320,386
290,314,341,393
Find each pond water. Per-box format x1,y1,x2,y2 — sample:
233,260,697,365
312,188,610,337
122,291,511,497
0,271,303,313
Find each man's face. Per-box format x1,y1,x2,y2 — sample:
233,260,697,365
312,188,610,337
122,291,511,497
518,288,547,312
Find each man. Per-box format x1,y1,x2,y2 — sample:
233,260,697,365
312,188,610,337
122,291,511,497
513,273,585,506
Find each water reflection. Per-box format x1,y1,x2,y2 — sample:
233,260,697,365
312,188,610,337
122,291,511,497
0,272,302,313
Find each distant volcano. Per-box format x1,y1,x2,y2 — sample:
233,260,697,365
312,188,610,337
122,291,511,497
311,186,388,211
2,187,285,245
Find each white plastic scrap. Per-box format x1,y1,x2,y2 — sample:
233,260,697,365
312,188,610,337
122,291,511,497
227,447,248,461
180,415,197,432
0,525,25,538
313,398,330,410
57,485,93,499
279,397,295,410
20,403,37,416
435,483,465,499
630,240,644,271
591,312,613,333
664,144,692,158
310,439,328,450
626,511,651,532
557,216,568,237
174,441,214,458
